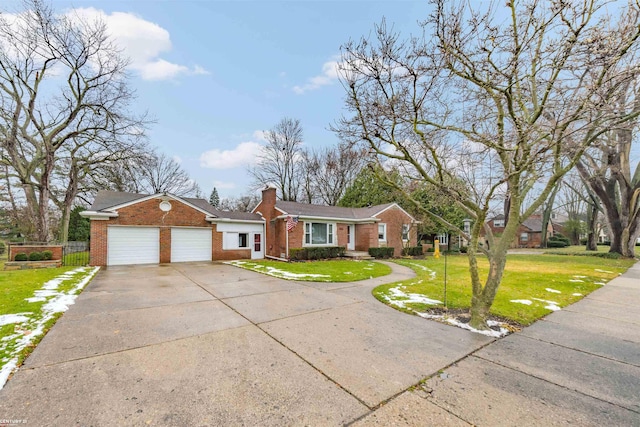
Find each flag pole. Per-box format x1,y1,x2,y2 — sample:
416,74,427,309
285,218,289,260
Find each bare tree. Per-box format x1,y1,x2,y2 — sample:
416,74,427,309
250,117,303,201
137,152,200,197
305,141,366,206
218,194,260,212
336,1,640,329
0,0,149,241
575,79,640,256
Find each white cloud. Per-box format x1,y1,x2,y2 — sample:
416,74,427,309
293,59,340,94
199,141,263,169
252,130,267,142
67,7,209,81
172,155,182,164
212,180,236,189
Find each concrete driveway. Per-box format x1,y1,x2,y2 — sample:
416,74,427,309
0,262,490,426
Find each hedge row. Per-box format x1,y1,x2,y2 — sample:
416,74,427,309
368,247,394,259
14,251,53,261
289,246,346,260
402,246,423,256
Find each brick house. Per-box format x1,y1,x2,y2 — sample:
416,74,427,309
81,191,264,266
482,214,553,249
253,187,418,258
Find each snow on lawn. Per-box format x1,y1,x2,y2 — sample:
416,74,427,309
406,262,437,280
0,267,99,390
532,297,561,311
545,288,561,294
383,285,442,309
569,279,584,283
416,312,509,338
595,269,614,274
510,299,532,305
224,261,330,280
572,293,583,296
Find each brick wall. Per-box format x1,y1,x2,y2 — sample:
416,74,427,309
9,245,63,261
374,207,417,257
355,223,376,252
89,196,258,266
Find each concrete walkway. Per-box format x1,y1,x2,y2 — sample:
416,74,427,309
0,261,490,426
358,262,640,426
1,260,639,426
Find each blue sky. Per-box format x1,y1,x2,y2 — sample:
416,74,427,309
44,1,429,199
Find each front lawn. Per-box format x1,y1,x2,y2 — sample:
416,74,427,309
225,259,392,282
374,254,634,326
0,266,99,388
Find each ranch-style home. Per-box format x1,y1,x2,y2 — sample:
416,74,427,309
82,187,418,266
253,187,418,259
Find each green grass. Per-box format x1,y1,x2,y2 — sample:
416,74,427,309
543,245,638,257
62,250,90,266
226,259,392,282
1,266,98,378
374,254,635,326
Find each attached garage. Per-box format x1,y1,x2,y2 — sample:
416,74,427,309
171,227,212,262
107,226,160,266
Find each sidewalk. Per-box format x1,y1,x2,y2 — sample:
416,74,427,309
356,262,640,426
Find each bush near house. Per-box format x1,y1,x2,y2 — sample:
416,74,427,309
289,246,346,260
548,234,570,248
42,250,53,260
14,253,28,261
402,246,423,256
369,247,395,259
0,241,5,256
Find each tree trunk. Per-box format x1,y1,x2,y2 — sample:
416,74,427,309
585,202,598,251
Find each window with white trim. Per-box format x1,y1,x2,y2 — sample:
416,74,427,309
304,222,334,245
520,233,529,242
378,223,387,241
223,232,250,250
402,224,410,241
493,219,505,227
438,233,449,245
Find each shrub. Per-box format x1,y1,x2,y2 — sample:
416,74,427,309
0,241,5,256
28,252,44,261
42,250,53,260
289,246,345,261
14,252,28,261
402,246,423,256
547,240,569,248
426,247,435,253
459,246,468,253
368,247,395,259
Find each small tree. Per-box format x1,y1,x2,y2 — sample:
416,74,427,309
209,188,220,208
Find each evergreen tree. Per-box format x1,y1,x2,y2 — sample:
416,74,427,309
209,187,220,207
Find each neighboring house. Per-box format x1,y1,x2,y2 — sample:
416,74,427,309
482,214,553,249
81,191,264,266
253,187,418,258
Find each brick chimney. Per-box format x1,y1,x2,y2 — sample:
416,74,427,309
261,187,276,212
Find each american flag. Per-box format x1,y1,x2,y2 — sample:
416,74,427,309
286,216,299,232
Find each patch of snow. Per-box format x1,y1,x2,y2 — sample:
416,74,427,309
595,269,613,274
416,312,509,338
572,293,583,296
573,275,587,279
0,267,99,390
0,314,31,327
545,288,561,294
510,299,532,305
569,279,584,283
263,266,329,279
594,282,606,286
406,262,437,280
344,271,353,275
533,297,561,311
383,286,442,309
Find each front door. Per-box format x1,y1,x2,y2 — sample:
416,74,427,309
347,225,355,251
251,233,264,259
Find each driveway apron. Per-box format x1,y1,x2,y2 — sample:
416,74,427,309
0,261,490,426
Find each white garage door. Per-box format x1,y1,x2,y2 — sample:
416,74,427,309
108,227,159,266
171,228,212,262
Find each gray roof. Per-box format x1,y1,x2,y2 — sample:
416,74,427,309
275,201,400,220
88,190,262,221
522,217,543,232
89,190,147,211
